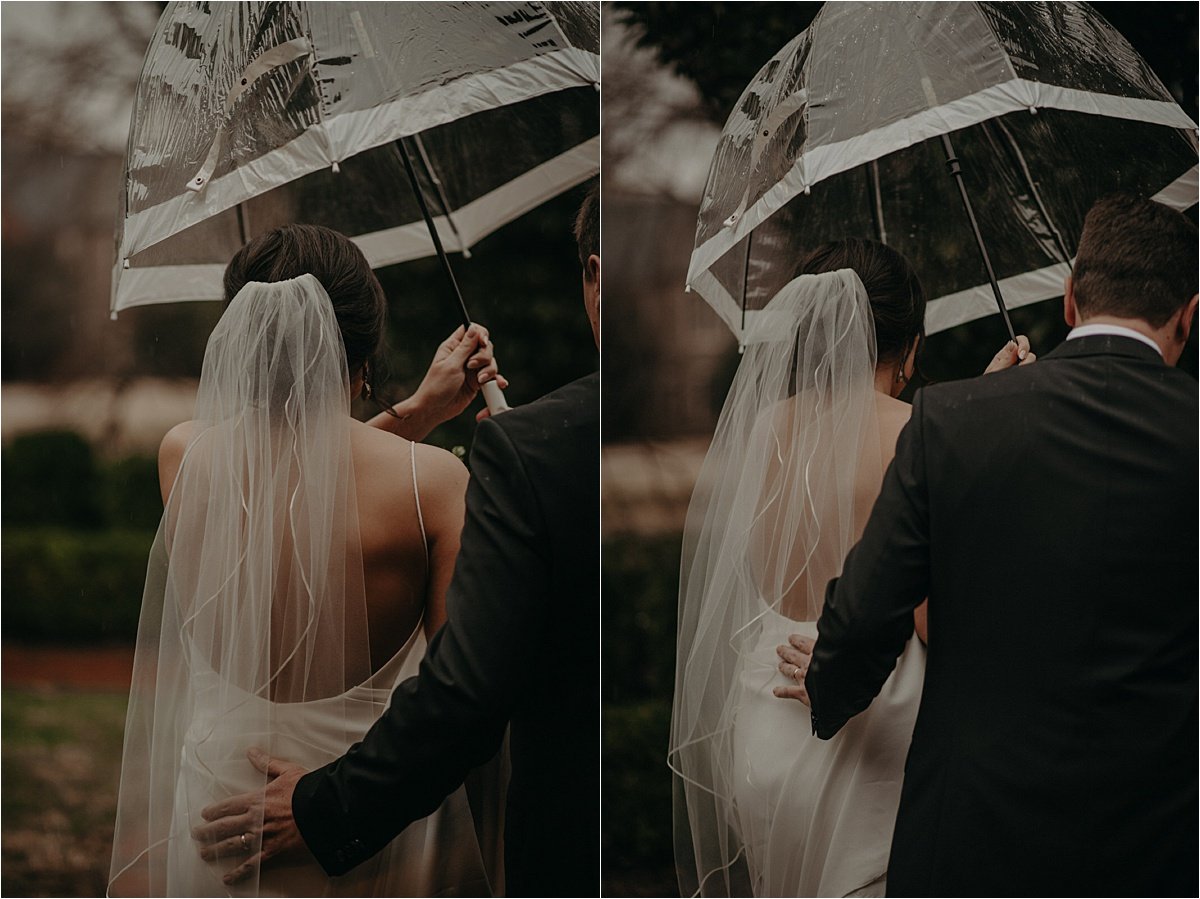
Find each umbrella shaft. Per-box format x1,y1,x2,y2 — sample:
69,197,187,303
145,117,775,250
397,138,473,329
940,133,1016,343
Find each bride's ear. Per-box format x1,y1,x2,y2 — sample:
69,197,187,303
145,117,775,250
903,334,921,379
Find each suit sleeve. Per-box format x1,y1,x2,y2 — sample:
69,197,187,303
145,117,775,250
806,389,932,739
292,416,547,875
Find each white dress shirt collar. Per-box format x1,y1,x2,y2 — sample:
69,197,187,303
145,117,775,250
1066,323,1162,357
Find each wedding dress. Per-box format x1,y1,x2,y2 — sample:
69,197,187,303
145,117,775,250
109,275,494,897
670,270,926,897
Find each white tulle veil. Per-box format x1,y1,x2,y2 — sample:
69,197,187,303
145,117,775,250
109,274,370,895
669,269,883,896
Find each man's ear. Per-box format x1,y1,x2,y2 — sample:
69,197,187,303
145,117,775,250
584,253,600,348
1063,275,1078,327
1177,293,1199,343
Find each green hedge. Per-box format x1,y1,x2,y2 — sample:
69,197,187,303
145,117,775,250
603,699,674,870
603,533,684,877
602,533,682,703
2,431,104,528
2,431,162,531
2,528,155,643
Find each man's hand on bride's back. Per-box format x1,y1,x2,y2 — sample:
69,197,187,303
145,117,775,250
193,748,310,885
773,634,815,707
983,334,1037,374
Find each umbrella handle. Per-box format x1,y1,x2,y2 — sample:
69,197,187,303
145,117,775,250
481,380,511,416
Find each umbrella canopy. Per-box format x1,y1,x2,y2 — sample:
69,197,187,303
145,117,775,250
112,1,599,316
687,2,1198,343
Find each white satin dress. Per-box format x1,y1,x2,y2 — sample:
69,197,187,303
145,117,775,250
730,607,925,897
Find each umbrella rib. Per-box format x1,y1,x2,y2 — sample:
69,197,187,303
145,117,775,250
938,130,1017,343
395,138,473,329
412,134,470,257
989,118,1072,264
739,229,753,352
869,161,888,246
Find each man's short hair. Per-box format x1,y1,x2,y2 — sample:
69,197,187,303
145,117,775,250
574,178,599,273
1072,194,1198,327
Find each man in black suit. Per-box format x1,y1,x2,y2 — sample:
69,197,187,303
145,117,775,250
195,183,600,895
777,195,1197,896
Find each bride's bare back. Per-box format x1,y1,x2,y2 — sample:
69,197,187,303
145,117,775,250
753,390,915,624
158,418,467,675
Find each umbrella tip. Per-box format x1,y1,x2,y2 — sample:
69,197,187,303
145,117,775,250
331,161,341,174
462,247,472,260
684,284,692,293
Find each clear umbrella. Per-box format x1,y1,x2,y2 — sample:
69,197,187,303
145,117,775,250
687,2,1198,345
112,1,598,317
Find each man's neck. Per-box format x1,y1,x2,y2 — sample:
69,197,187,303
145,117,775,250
1073,315,1171,359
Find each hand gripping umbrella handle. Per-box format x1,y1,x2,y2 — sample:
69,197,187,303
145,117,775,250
397,137,512,417
481,380,511,416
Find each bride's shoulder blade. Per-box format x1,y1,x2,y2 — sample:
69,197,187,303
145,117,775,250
157,419,198,505
350,422,468,533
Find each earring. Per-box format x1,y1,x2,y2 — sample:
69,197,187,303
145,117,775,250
894,364,909,386
361,361,373,399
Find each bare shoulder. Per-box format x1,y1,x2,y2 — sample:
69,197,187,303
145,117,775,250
158,420,198,501
350,421,467,502
160,420,197,460
875,392,913,439
411,440,469,497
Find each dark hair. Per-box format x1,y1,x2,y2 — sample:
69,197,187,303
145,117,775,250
223,224,386,373
1072,194,1198,327
574,177,599,273
795,238,926,364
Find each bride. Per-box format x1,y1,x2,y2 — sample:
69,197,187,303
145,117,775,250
108,225,503,897
670,238,1026,897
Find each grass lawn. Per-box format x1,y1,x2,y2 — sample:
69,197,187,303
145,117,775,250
2,689,128,897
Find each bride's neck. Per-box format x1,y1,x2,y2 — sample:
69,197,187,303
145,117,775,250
873,361,903,398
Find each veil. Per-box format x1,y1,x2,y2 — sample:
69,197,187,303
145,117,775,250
109,274,371,895
668,269,883,896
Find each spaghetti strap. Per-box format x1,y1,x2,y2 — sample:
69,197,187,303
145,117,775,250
410,440,429,566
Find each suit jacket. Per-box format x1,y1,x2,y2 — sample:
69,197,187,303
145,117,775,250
805,336,1197,896
293,372,600,896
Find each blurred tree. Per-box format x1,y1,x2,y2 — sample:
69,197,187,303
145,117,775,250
0,2,159,153
613,3,823,124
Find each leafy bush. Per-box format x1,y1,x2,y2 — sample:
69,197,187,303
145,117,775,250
602,700,674,870
99,455,163,531
2,431,103,529
602,533,681,703
1,528,154,643
2,430,163,532
602,533,684,876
